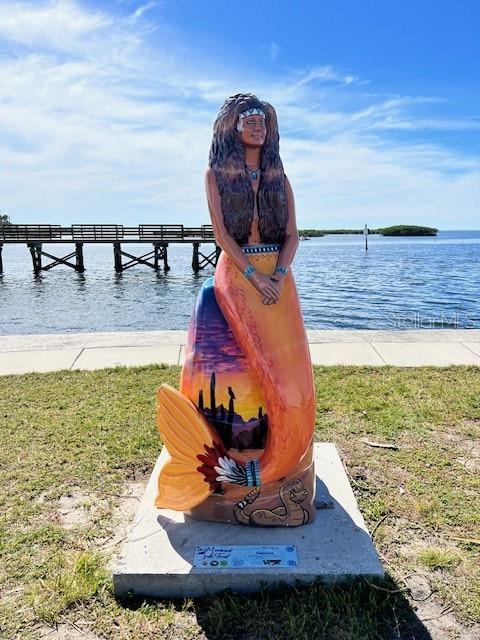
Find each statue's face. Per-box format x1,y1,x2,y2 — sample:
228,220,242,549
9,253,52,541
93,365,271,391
239,114,266,148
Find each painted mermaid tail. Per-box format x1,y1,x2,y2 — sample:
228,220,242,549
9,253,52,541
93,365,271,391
155,248,316,513
211,250,316,484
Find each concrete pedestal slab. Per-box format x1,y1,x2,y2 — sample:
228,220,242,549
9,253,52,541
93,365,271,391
113,443,384,598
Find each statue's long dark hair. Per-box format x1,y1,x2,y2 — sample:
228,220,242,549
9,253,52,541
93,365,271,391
208,93,288,245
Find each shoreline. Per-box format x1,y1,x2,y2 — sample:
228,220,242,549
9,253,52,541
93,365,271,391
1,328,480,374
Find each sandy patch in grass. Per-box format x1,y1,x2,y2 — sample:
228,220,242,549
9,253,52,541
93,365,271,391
99,474,149,568
37,621,103,639
405,573,479,640
57,491,92,529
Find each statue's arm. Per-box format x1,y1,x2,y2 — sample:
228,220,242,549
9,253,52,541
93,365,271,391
276,175,300,272
205,168,252,274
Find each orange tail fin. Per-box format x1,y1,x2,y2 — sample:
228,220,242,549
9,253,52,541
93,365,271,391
155,384,219,510
155,384,253,510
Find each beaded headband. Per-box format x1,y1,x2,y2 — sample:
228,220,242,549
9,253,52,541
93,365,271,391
237,107,266,132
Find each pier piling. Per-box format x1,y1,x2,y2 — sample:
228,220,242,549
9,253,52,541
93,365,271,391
113,242,170,272
113,241,123,273
192,242,221,272
192,242,200,272
153,242,170,272
28,242,85,274
28,243,42,275
75,243,85,272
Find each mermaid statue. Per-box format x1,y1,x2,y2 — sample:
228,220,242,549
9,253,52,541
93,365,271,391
155,93,317,527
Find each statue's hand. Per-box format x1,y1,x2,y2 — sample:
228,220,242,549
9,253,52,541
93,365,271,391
269,275,285,301
259,275,285,305
250,273,279,305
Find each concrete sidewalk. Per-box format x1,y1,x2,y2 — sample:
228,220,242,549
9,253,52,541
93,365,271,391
1,329,480,375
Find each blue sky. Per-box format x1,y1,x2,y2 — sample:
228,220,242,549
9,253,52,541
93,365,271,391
0,0,479,229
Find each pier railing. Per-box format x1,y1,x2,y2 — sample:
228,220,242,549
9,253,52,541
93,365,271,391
0,224,63,240
1,224,215,242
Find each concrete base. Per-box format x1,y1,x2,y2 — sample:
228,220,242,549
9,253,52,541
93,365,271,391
113,443,384,598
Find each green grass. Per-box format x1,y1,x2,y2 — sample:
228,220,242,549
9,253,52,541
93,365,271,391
0,364,479,639
26,551,110,623
418,548,461,571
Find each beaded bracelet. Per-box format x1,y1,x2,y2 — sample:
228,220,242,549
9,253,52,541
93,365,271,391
244,264,256,279
275,265,289,275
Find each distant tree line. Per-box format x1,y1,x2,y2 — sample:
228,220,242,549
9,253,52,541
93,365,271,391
298,229,362,236
298,225,438,237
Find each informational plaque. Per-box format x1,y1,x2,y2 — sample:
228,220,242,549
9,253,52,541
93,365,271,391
193,545,298,569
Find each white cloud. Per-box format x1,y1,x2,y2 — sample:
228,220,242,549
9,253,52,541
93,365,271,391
0,0,478,229
293,65,363,87
261,41,280,62
0,0,111,50
131,2,158,21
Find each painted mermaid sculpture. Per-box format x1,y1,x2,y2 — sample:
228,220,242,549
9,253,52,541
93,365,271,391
155,93,317,527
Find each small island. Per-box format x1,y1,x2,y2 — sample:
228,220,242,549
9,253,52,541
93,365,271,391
374,224,438,236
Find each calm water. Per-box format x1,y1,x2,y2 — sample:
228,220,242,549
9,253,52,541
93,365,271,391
1,230,479,335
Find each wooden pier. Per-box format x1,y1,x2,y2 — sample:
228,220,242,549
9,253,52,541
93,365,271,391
0,224,221,275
